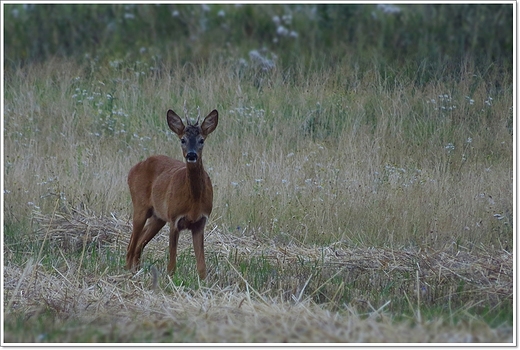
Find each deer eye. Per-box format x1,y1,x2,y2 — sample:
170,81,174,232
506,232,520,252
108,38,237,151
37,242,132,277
181,138,186,144
199,138,204,145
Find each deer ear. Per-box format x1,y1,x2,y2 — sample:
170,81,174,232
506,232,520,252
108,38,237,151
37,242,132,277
201,109,218,136
167,110,185,136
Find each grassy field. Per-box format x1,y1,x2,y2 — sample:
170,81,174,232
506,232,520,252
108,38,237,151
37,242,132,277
3,3,514,344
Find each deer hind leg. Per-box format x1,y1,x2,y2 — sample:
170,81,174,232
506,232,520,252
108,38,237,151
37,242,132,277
191,218,207,280
131,215,166,269
126,207,151,271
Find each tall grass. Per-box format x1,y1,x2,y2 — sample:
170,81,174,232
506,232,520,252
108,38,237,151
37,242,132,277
4,55,513,250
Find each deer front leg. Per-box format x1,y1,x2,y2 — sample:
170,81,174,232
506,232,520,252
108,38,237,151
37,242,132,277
191,218,207,280
167,224,181,275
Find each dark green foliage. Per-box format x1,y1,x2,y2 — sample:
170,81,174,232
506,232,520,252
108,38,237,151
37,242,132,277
4,4,512,83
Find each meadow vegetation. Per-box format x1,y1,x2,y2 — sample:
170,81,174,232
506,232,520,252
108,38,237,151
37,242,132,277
3,3,513,343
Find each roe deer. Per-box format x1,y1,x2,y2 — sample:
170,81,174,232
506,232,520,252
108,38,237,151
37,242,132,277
126,108,218,280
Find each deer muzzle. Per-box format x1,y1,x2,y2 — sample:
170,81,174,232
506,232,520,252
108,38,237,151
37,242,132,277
186,152,198,163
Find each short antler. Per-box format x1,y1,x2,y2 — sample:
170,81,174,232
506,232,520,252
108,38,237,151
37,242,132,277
182,101,202,126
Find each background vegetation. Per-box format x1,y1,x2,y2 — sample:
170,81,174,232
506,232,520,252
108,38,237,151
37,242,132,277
3,3,513,343
5,4,513,74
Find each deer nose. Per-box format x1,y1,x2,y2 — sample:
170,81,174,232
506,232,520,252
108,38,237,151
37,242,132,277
186,152,198,163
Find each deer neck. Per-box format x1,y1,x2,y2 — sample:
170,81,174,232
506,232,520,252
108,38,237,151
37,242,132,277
185,160,206,199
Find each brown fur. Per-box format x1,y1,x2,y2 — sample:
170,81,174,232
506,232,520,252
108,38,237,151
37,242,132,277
125,109,218,279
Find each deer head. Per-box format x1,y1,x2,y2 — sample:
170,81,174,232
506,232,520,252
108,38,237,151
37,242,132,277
167,109,218,163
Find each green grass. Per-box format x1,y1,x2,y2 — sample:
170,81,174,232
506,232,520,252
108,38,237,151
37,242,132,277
4,308,200,343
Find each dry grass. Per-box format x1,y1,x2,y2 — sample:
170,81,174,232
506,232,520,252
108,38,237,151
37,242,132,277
3,206,512,343
4,266,512,343
31,206,513,303
4,59,513,239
